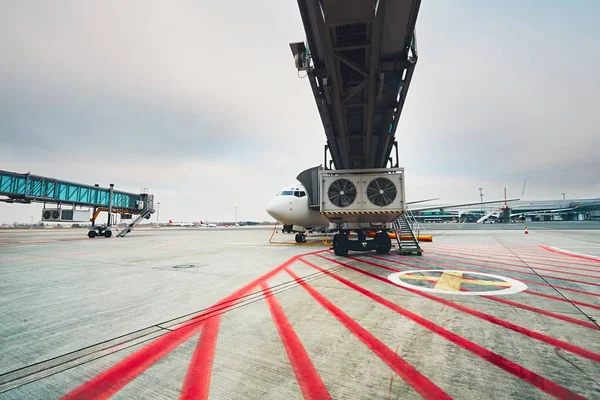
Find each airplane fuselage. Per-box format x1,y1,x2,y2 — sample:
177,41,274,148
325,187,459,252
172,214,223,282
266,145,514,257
265,185,329,229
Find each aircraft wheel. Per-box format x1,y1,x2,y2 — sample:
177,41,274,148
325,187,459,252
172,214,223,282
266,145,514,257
88,230,97,238
333,233,349,256
375,231,391,254
295,233,307,243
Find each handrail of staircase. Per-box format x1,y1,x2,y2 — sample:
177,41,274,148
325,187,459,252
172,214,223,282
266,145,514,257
405,210,423,239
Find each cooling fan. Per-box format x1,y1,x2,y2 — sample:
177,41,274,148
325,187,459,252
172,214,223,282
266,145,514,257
327,178,357,208
366,177,397,206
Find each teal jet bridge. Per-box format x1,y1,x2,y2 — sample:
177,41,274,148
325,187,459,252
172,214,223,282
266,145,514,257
0,169,154,238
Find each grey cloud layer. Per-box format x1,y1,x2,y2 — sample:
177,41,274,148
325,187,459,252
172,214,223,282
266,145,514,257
1,1,599,223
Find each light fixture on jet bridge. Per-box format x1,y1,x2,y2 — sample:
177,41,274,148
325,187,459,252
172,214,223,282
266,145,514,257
289,42,310,71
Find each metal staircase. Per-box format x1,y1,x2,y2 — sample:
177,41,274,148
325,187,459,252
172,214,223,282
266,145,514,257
116,193,154,237
393,213,422,255
116,209,152,237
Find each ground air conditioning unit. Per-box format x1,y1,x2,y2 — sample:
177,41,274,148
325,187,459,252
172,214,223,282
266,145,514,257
42,208,61,221
42,208,90,222
320,168,405,225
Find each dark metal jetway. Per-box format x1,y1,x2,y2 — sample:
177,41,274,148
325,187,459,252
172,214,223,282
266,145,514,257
290,0,421,170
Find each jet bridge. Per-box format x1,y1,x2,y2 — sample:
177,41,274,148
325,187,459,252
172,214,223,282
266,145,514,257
0,169,154,238
289,1,423,256
290,0,421,170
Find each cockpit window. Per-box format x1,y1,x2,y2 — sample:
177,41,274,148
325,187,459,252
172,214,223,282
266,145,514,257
294,191,306,197
281,191,294,196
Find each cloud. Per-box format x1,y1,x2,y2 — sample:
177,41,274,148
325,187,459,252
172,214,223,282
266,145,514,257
1,0,599,223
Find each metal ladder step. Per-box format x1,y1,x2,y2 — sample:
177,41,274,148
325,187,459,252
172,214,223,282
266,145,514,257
116,209,152,237
393,213,423,256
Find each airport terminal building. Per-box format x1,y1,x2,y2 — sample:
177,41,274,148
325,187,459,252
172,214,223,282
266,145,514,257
413,198,600,223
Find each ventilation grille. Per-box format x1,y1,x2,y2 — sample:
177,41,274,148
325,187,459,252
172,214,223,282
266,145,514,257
366,177,397,207
327,178,357,208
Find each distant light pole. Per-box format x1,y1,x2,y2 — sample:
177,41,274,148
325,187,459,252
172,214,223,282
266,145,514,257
30,216,33,230
157,202,160,224
234,207,238,223
479,188,484,212
562,193,565,201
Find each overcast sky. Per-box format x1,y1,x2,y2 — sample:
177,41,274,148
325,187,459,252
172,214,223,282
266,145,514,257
1,0,599,224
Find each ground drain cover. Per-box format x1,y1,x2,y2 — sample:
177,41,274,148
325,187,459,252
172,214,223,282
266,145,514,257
172,264,205,269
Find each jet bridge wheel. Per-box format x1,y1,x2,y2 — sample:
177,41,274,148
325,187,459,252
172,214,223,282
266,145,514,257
332,233,349,256
375,231,392,254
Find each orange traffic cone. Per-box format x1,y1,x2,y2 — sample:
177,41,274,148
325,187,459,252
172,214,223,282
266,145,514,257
524,226,529,235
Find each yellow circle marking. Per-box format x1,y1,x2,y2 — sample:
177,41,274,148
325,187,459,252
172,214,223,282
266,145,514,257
388,270,527,296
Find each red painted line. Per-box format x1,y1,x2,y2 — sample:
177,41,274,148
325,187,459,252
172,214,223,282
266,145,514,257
179,316,222,400
367,255,600,312
506,248,600,264
62,249,327,399
431,245,600,270
413,252,600,289
285,268,451,400
477,294,600,331
525,290,600,311
62,322,202,400
541,246,600,263
425,250,600,280
382,254,600,297
368,256,599,330
431,244,578,259
261,282,331,400
300,259,587,399
431,247,600,273
318,255,600,364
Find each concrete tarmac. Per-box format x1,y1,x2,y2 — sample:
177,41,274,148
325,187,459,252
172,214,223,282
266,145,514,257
0,225,599,399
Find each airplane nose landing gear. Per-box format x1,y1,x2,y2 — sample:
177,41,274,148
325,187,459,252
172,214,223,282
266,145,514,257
295,233,307,243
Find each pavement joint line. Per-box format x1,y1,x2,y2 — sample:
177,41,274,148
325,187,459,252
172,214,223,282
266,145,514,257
384,253,600,297
58,250,347,399
412,252,600,289
431,246,600,269
425,249,600,279
429,248,600,273
491,234,600,330
320,253,600,362
377,254,600,311
285,266,452,400
299,258,588,399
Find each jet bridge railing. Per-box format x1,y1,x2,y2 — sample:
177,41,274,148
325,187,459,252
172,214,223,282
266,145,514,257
0,170,142,211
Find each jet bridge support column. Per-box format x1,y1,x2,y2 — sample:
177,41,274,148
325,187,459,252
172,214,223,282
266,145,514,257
107,184,114,227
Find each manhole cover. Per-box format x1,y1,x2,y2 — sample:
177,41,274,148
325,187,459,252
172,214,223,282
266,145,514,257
172,264,205,269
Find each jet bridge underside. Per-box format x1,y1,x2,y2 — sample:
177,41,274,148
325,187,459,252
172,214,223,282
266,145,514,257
293,0,421,170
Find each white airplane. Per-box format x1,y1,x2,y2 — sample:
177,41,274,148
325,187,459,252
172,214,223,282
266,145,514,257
167,219,217,227
168,219,196,227
265,182,518,238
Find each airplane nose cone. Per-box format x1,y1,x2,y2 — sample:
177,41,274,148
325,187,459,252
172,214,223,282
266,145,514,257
266,198,286,222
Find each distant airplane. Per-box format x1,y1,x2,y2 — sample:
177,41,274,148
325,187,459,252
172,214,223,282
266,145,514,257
265,182,518,241
168,220,195,227
476,188,578,223
168,220,217,227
